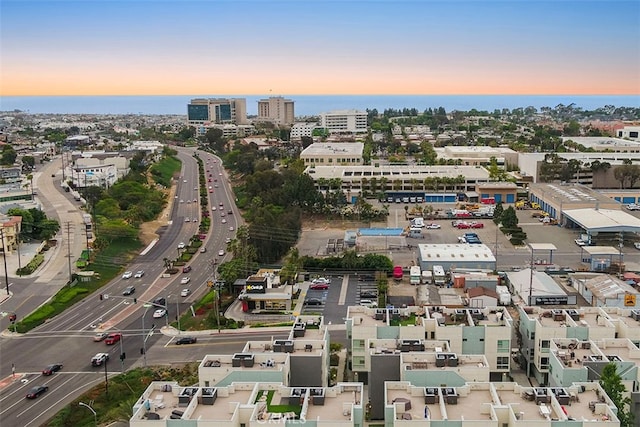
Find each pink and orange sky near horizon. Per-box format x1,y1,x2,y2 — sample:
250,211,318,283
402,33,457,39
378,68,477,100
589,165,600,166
1,0,639,97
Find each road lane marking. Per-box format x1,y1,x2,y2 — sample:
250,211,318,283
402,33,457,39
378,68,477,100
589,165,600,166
338,275,349,305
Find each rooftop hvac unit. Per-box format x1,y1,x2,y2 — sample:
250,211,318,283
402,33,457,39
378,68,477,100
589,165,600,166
630,309,640,321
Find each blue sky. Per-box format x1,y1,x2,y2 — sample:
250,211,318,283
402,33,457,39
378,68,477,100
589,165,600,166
1,0,639,95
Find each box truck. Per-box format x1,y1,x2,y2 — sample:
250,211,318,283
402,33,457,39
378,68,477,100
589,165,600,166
410,266,421,285
433,265,446,286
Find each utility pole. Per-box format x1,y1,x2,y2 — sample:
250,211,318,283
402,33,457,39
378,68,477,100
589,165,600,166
65,222,73,284
0,228,10,296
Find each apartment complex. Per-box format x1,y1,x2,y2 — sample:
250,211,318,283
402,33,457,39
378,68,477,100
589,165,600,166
319,110,368,134
256,96,295,126
290,122,322,140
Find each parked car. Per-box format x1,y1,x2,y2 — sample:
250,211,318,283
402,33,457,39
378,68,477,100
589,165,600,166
91,353,109,367
26,385,49,399
181,288,191,297
134,270,145,278
425,223,441,229
218,250,225,256
177,242,186,249
575,239,587,246
42,363,63,376
175,336,197,345
200,247,207,253
310,283,329,290
634,242,640,250
305,297,323,305
312,277,331,284
359,299,378,308
104,333,122,345
123,286,135,296
121,271,133,279
470,222,484,229
153,309,167,318
360,291,378,299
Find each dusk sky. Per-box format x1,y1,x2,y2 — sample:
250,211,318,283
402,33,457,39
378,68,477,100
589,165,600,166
1,0,639,96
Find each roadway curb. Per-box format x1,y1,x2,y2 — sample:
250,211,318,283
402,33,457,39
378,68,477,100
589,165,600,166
160,325,294,337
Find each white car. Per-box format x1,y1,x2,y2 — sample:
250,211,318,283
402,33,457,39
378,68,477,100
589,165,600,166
177,242,186,249
122,271,133,279
153,309,167,319
225,237,232,243
221,219,227,224
627,203,640,211
312,277,331,284
634,242,640,250
134,270,144,278
181,288,191,297
180,277,191,284
575,239,587,246
212,207,217,211
185,217,190,222
359,299,378,308
218,249,225,256
229,226,234,231
425,223,441,229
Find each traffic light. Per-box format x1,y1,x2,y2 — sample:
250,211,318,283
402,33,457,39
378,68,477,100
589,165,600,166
140,347,145,355
120,353,126,361
99,294,103,301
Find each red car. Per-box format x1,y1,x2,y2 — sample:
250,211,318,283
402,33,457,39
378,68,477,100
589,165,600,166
470,222,484,229
310,283,329,290
456,222,471,229
104,333,122,345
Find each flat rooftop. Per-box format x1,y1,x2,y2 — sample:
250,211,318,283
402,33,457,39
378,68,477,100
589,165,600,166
300,142,364,156
418,243,496,264
306,165,491,181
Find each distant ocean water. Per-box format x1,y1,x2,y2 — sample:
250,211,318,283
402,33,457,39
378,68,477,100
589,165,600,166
0,95,638,116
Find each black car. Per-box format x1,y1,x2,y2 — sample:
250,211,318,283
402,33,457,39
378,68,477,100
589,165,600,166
123,286,135,296
360,291,378,299
305,298,323,305
175,336,197,345
153,297,166,307
42,363,63,376
26,385,49,399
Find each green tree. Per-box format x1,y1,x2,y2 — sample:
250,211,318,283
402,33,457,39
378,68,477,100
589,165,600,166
0,145,17,165
500,206,518,228
600,362,634,427
22,155,35,171
492,202,504,225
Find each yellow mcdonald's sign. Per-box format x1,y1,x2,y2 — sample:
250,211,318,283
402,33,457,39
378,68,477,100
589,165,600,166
624,293,636,307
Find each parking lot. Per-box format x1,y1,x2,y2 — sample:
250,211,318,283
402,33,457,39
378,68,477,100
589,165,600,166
296,202,640,272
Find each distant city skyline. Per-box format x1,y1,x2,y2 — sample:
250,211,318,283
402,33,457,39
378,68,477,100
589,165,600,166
1,0,639,97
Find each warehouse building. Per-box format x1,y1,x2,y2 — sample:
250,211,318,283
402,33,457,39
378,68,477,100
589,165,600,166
417,243,496,272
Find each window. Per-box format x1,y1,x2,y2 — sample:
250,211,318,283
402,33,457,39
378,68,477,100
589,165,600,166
496,356,509,370
541,340,550,353
540,357,549,369
497,340,510,353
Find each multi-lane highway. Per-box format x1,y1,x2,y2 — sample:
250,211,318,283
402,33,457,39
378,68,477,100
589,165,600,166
0,148,242,426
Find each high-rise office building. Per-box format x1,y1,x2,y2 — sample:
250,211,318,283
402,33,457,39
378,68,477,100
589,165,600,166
256,96,295,126
187,98,247,126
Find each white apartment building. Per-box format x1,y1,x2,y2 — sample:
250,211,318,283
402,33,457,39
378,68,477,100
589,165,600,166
290,122,321,140
256,96,295,126
300,142,364,166
319,110,368,134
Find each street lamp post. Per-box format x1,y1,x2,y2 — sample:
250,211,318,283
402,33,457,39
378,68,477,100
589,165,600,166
79,402,97,426
141,304,152,367
167,294,181,332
